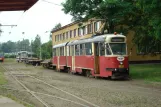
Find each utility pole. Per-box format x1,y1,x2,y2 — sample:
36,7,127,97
31,40,33,58
40,37,42,60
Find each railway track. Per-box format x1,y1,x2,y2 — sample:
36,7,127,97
0,63,101,107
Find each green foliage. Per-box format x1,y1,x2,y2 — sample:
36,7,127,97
41,40,52,59
62,0,161,53
0,39,31,53
31,35,52,59
130,64,161,82
51,23,62,31
4,54,16,58
0,33,52,60
31,35,41,58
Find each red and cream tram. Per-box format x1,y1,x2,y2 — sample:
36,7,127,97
52,34,129,79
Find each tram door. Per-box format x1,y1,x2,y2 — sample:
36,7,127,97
94,43,100,74
57,48,60,70
65,46,68,66
71,46,75,71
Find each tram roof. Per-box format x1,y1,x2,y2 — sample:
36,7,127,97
53,34,125,48
53,42,68,48
67,34,125,46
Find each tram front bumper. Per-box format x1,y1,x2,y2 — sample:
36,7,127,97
106,68,129,72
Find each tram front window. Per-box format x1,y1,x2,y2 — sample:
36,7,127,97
109,43,127,55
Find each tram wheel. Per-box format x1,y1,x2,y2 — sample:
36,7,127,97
86,70,91,77
67,68,71,74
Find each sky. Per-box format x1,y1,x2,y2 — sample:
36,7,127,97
0,0,72,43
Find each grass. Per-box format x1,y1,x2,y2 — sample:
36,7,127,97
6,94,34,107
0,62,34,107
0,65,7,85
130,64,161,82
3,58,16,62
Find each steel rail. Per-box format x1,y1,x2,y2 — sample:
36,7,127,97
0,86,90,107
1,65,50,107
9,66,100,107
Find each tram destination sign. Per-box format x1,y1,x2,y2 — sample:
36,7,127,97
111,37,125,42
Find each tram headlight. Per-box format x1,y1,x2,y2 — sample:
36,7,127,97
120,61,123,65
115,68,117,71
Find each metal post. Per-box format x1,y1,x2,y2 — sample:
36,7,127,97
31,40,33,58
40,37,42,60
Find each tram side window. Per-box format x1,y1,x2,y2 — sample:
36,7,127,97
60,47,64,56
69,46,73,56
56,48,60,56
80,44,84,55
72,45,74,56
75,45,80,55
85,43,92,55
106,44,111,55
53,48,56,56
100,43,105,56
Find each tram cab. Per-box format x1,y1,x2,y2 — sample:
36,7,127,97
93,34,129,79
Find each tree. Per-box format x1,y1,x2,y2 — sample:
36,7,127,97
62,0,161,53
50,23,62,39
32,35,41,58
41,40,52,59
1,41,16,53
51,23,62,31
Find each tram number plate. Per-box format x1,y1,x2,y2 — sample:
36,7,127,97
119,65,124,68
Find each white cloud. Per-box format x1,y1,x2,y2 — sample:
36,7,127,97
0,0,72,43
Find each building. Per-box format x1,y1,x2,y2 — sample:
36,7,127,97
51,19,161,63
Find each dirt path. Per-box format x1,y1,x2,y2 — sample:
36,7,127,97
1,61,161,107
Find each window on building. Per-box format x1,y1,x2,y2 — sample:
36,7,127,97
157,44,161,52
66,32,68,39
58,34,60,41
57,35,59,41
58,35,60,41
137,44,147,54
82,26,85,35
78,28,81,36
87,23,93,34
55,35,57,42
63,33,65,40
85,43,92,55
94,21,100,32
137,43,161,54
70,30,72,38
59,34,63,41
85,26,87,35
74,29,77,37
